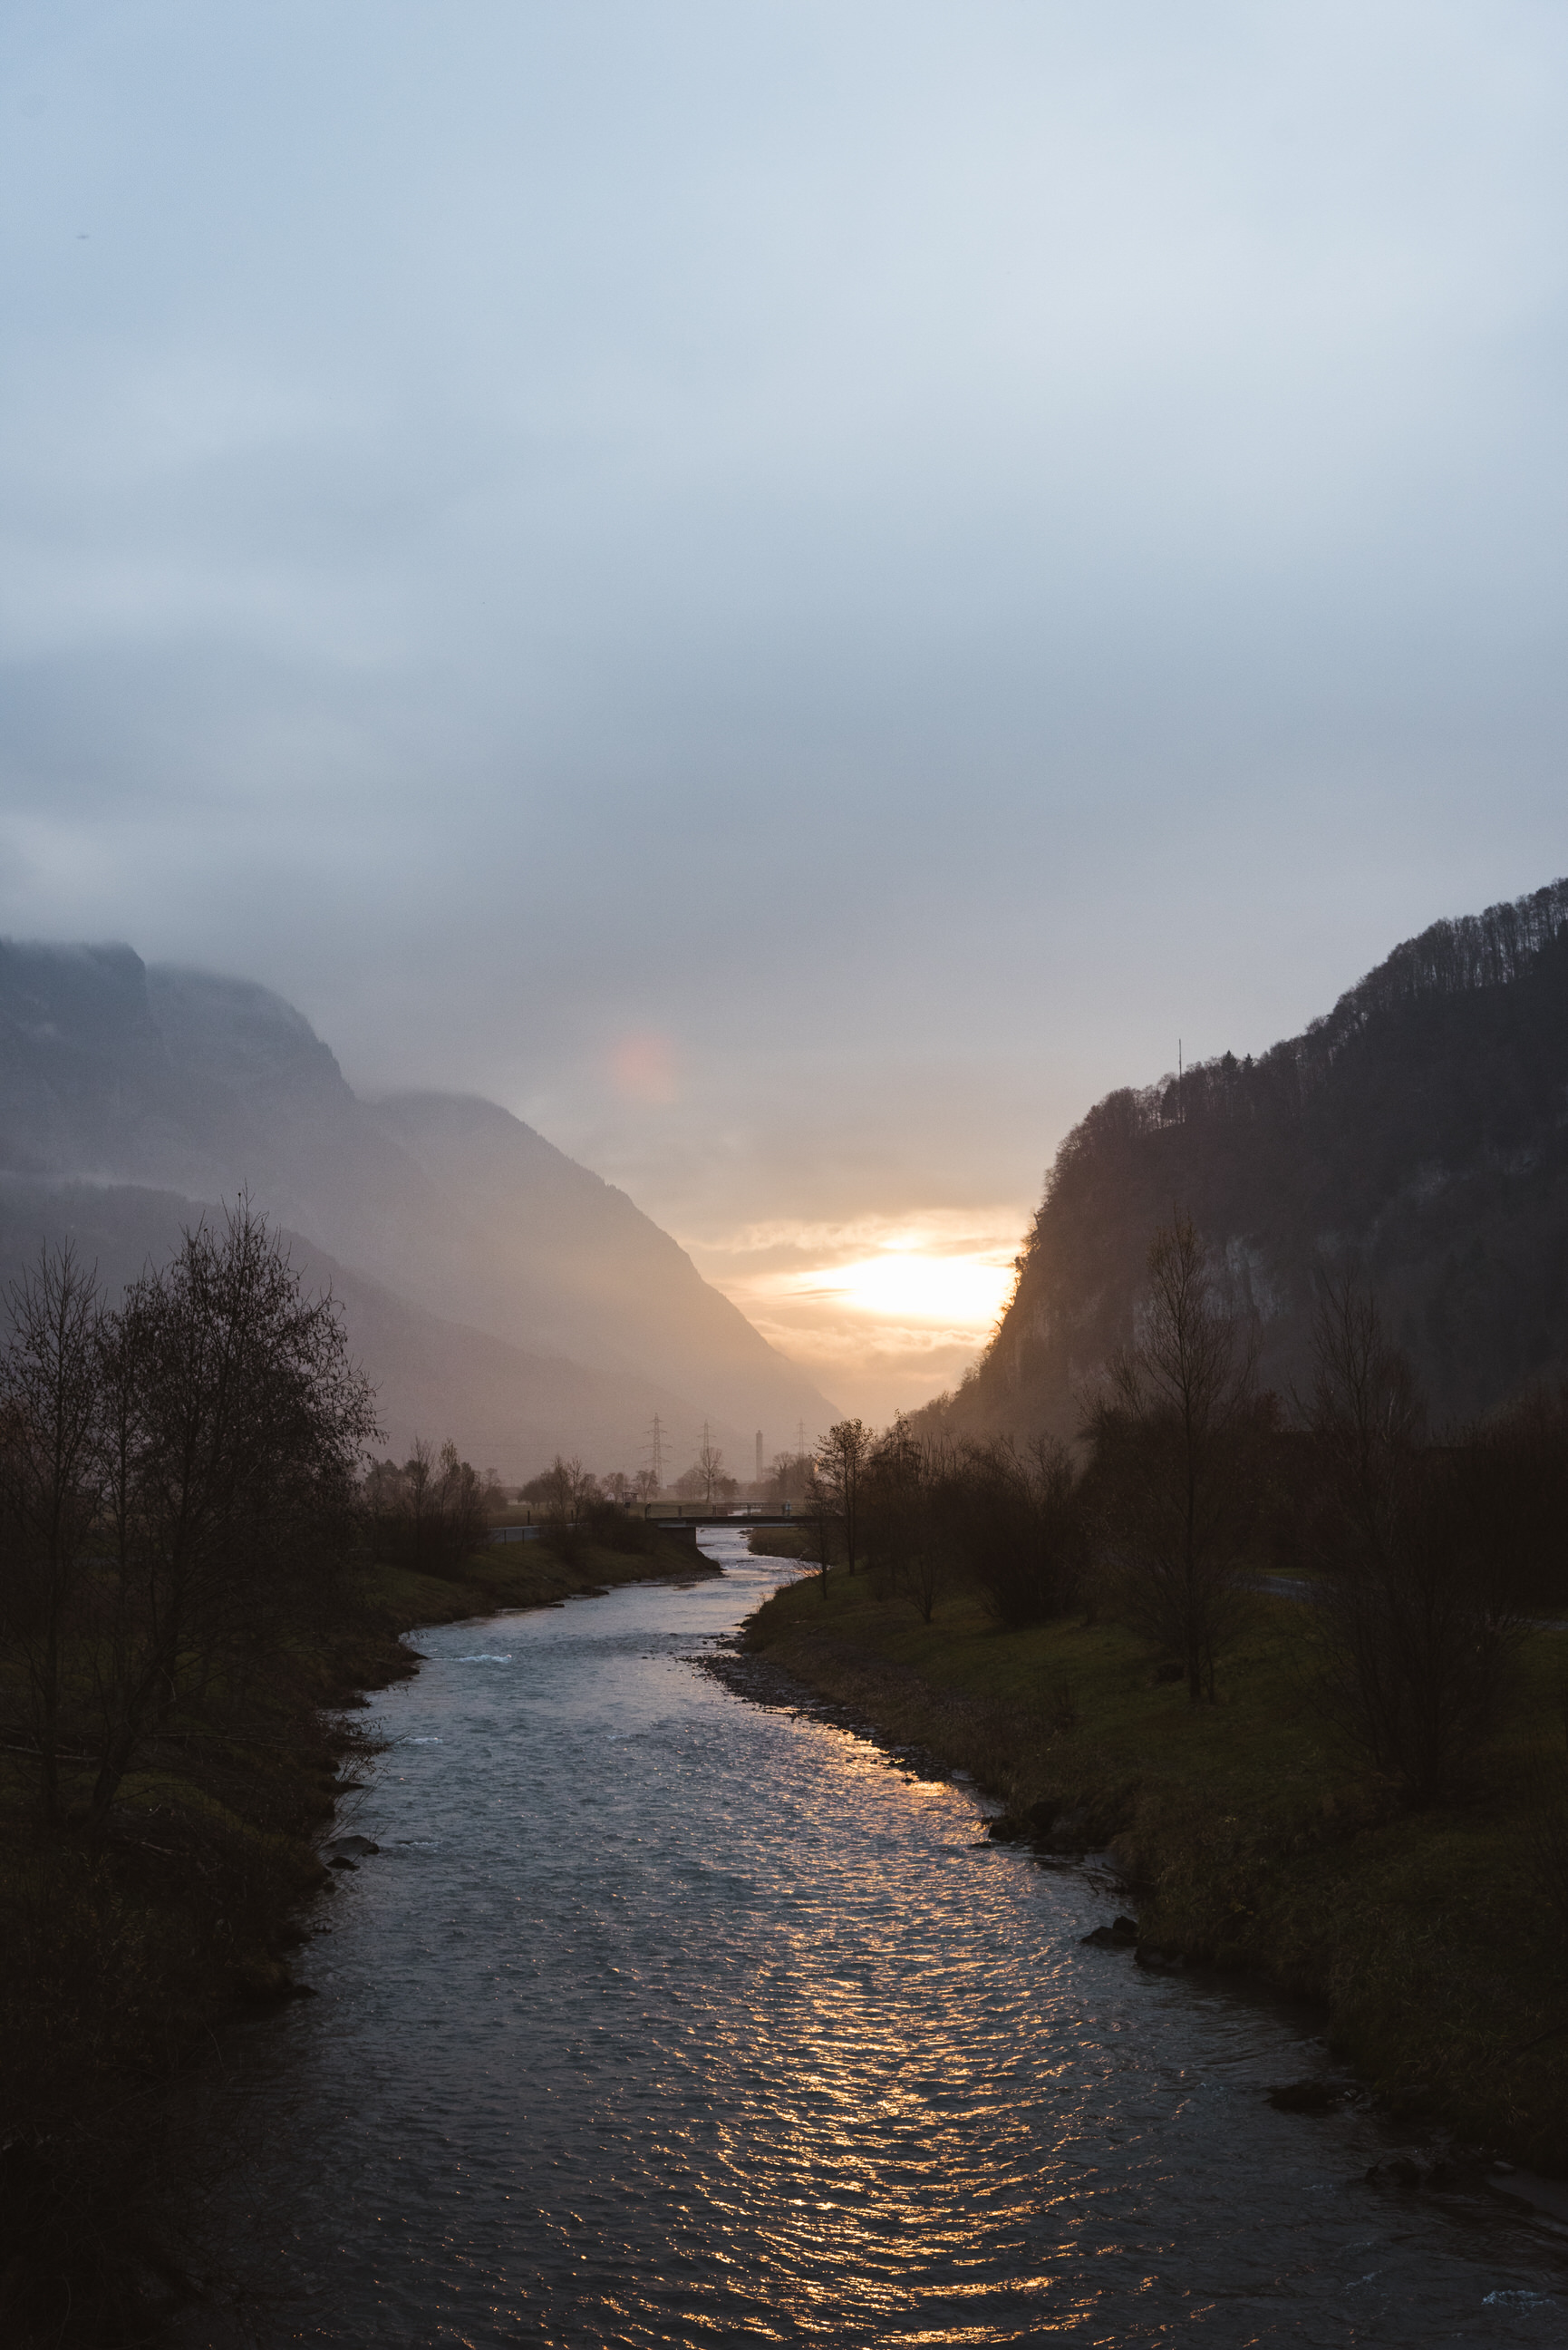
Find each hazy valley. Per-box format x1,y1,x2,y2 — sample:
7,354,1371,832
0,942,837,1481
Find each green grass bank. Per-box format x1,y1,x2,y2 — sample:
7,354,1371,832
742,1547,1568,2172
0,1528,707,2348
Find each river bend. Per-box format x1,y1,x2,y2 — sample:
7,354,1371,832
186,1530,1565,2345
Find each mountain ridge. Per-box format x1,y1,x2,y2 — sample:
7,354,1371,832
942,876,1568,1441
0,943,837,1474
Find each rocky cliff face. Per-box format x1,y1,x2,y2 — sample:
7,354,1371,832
946,879,1568,1441
0,945,837,1474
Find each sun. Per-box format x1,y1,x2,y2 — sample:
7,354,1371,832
811,1248,1014,1333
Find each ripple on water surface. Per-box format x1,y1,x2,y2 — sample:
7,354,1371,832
187,1531,1567,2346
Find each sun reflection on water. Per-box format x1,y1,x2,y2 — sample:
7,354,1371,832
188,1539,1568,2347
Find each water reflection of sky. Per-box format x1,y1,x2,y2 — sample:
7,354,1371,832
185,1530,1567,2345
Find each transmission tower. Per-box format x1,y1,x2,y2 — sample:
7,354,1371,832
647,1413,665,1491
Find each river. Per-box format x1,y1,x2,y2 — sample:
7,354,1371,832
180,1529,1566,2345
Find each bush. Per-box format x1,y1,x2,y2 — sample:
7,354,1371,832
578,1502,663,1557
957,1438,1085,1629
1309,1517,1520,1805
858,1422,1084,1628
363,1439,497,1578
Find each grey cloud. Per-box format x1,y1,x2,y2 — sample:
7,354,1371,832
3,0,1568,1279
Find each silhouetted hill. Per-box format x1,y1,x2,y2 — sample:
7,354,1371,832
0,945,837,1472
947,878,1568,1439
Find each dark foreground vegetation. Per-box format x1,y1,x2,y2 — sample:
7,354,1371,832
750,1217,1568,2168
0,1210,704,2349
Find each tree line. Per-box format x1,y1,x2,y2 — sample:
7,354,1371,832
506,1452,694,1565
811,1215,1568,1811
1122,875,1568,1139
0,1208,378,1837
363,1440,499,1576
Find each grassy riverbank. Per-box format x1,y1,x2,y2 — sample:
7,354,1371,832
0,1529,706,2347
743,1556,1568,2171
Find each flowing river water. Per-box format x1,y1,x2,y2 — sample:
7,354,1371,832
182,1531,1566,2346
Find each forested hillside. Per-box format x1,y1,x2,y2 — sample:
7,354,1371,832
946,878,1568,1437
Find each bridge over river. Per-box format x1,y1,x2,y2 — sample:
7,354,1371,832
489,1508,808,1546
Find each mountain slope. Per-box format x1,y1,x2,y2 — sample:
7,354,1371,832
0,1177,711,1473
953,878,1568,1438
363,1090,819,1433
0,945,837,1471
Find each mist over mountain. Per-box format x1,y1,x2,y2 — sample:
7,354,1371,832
946,879,1568,1442
0,942,837,1475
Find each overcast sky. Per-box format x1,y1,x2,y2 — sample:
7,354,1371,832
5,2,1567,1419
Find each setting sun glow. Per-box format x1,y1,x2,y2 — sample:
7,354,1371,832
808,1248,1014,1331
687,1208,1030,1422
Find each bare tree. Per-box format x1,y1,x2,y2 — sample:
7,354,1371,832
861,1415,953,1623
804,1461,837,1599
1302,1267,1425,1568
694,1427,725,1507
960,1433,1084,1629
817,1418,868,1574
1083,1215,1262,1702
764,1449,813,1508
404,1437,439,1566
434,1438,493,1561
1303,1274,1518,1805
522,1453,596,1524
0,1246,106,1823
88,1203,376,1831
365,1438,491,1574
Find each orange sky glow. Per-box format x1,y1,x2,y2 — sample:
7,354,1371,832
686,1209,1028,1429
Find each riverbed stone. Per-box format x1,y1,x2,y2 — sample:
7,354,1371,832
1366,2156,1426,2187
1080,1917,1139,1949
1268,2079,1348,2113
